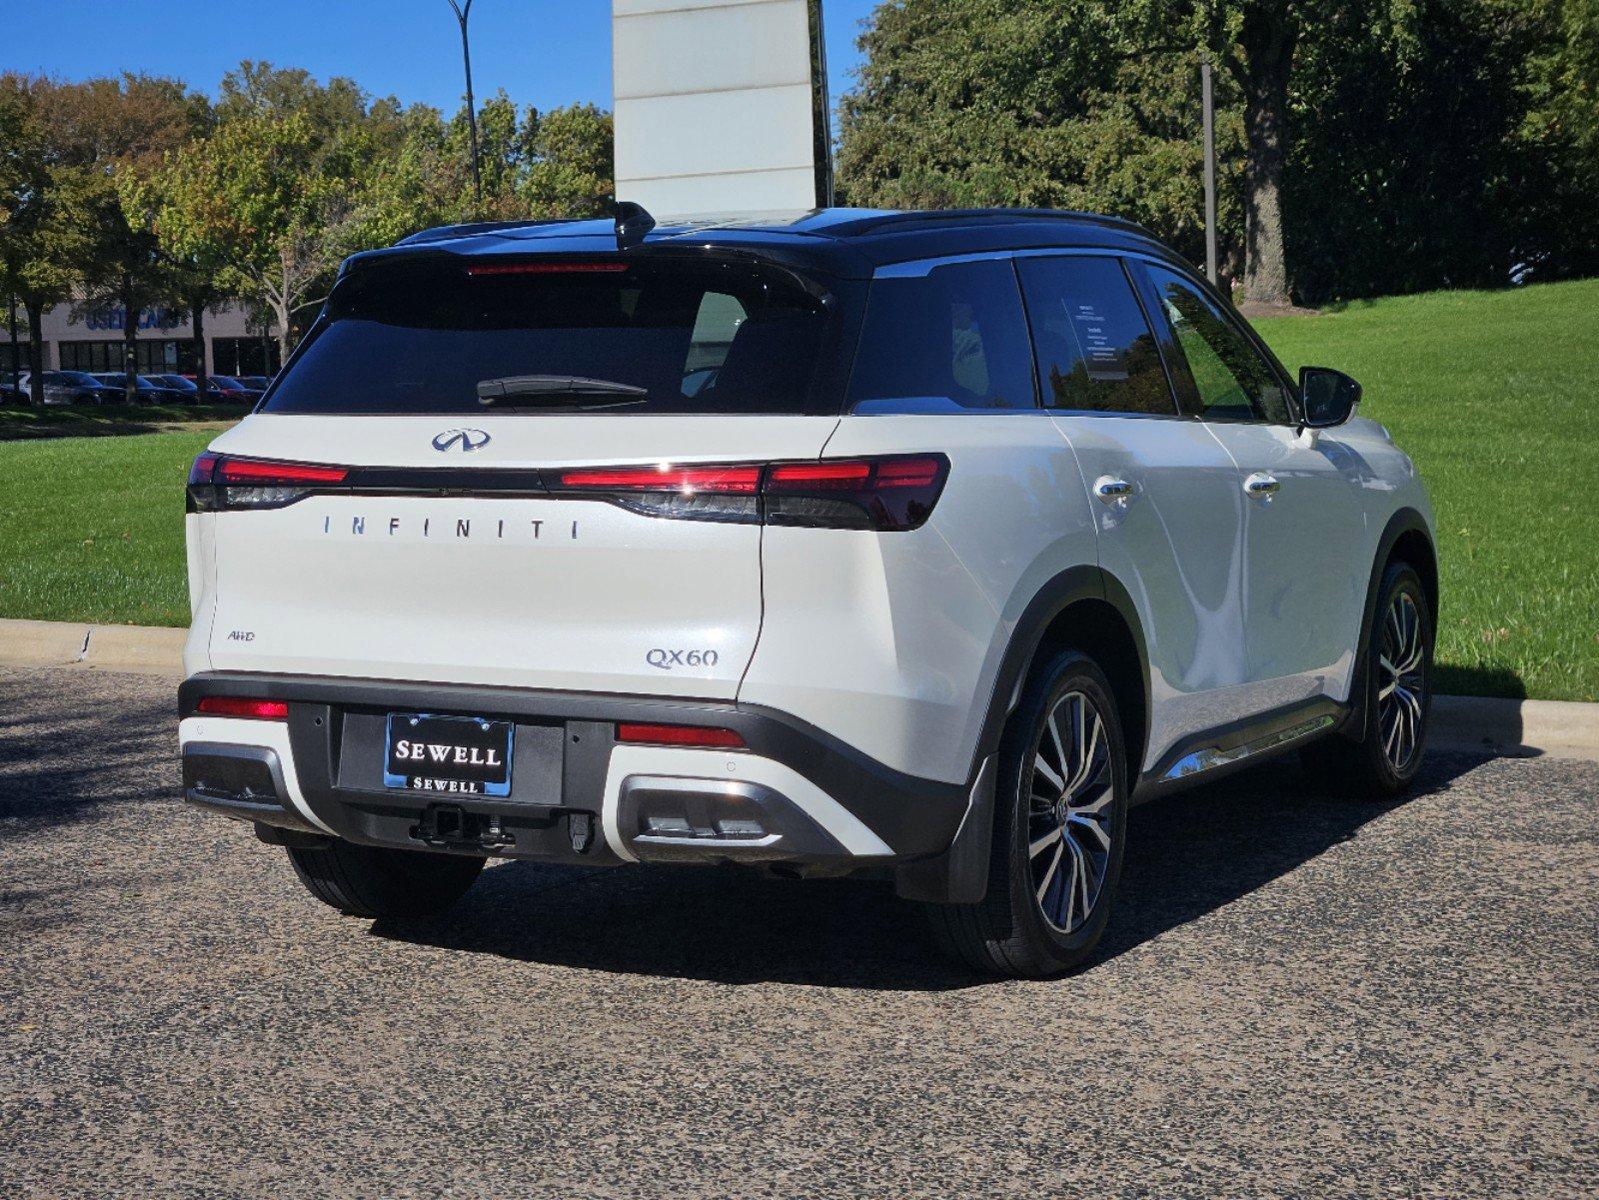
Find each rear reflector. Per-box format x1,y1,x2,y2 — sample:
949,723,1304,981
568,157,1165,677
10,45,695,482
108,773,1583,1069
196,697,289,721
616,723,746,749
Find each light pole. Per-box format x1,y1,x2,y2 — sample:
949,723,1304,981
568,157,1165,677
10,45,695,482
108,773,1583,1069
448,0,483,207
1201,58,1218,287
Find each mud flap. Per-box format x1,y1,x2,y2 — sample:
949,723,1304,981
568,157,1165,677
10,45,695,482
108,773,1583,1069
893,755,996,904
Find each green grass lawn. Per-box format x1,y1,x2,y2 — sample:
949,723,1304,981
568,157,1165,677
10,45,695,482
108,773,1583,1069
0,430,210,627
0,279,1594,699
1255,277,1599,701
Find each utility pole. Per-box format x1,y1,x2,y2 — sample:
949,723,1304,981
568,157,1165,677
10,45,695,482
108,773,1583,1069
448,0,483,207
1201,58,1218,287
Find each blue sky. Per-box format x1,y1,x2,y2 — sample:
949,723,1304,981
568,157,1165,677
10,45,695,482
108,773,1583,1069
1,0,880,117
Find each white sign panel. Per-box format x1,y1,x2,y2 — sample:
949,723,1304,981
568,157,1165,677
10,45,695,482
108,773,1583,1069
613,0,824,217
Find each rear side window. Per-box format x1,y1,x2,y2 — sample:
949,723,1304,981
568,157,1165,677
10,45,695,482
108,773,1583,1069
1144,265,1293,423
1016,256,1177,416
848,259,1036,413
263,259,834,416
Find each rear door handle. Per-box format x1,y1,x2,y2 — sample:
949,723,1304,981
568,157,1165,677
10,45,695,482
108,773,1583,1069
1094,476,1136,504
1244,472,1280,497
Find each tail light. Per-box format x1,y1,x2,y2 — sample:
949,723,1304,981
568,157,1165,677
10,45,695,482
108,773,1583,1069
188,453,349,511
186,449,949,530
764,455,947,531
553,454,949,530
553,463,762,523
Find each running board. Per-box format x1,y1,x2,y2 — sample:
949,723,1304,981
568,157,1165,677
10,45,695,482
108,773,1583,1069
1160,712,1338,782
1134,698,1346,803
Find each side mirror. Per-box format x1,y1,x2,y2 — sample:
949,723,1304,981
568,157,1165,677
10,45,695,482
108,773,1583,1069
1299,366,1362,428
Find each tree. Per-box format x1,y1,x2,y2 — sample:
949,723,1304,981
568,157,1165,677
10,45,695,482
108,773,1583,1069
30,73,206,399
522,103,614,218
157,111,357,363
837,3,1246,277
0,75,87,405
838,0,1599,303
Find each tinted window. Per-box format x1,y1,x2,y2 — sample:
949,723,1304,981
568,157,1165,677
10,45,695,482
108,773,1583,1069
848,259,1036,412
1145,266,1292,423
264,259,833,416
1017,256,1176,416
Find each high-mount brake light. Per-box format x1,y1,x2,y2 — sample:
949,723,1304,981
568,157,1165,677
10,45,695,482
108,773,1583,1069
187,454,349,512
616,723,746,749
196,696,289,721
466,261,630,276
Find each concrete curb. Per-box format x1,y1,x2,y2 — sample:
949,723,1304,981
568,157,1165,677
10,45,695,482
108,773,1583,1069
0,617,1595,762
0,617,187,678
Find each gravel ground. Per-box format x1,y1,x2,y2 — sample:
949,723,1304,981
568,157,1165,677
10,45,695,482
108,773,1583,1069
1,666,1595,1199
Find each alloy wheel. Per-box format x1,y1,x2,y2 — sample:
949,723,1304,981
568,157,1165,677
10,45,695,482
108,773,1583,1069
1378,591,1427,773
1026,691,1115,933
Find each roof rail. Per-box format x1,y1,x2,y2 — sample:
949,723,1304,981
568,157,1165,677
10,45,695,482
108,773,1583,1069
827,207,1159,241
397,218,580,246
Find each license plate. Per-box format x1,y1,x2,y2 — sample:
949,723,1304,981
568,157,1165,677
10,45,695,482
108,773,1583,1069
384,713,513,796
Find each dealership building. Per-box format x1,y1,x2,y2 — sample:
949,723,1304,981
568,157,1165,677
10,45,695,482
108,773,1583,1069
0,300,280,377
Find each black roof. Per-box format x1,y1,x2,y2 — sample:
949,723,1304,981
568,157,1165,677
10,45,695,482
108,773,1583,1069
363,207,1187,281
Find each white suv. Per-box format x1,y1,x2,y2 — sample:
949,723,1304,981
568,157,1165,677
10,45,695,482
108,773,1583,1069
178,208,1436,977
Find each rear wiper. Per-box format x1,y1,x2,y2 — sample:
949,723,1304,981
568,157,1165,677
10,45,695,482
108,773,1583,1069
477,374,648,408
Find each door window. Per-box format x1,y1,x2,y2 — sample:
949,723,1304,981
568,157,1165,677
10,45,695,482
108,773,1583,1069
1143,266,1293,423
848,259,1037,412
1016,256,1177,416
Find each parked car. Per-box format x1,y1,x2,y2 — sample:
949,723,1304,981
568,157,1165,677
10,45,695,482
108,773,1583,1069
149,373,203,402
91,373,170,404
0,371,24,405
177,208,1437,978
235,375,275,393
29,371,122,405
185,374,261,403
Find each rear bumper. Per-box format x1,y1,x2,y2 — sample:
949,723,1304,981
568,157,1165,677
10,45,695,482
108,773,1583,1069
177,672,973,876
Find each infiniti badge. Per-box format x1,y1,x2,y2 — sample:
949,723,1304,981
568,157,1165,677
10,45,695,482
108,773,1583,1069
432,428,491,453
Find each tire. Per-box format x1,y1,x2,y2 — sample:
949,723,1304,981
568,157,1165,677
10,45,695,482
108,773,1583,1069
929,649,1129,978
1302,560,1433,798
286,840,484,918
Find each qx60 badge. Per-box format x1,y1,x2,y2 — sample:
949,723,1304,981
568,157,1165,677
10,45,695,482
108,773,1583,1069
433,428,491,453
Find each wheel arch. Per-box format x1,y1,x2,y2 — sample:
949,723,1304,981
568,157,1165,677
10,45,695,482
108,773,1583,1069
900,564,1150,905
973,565,1150,790
1348,506,1437,732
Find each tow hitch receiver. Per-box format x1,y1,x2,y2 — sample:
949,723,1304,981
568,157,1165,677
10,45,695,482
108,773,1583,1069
409,804,515,851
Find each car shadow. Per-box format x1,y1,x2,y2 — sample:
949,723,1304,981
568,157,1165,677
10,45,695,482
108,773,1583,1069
0,677,177,840
369,750,1487,992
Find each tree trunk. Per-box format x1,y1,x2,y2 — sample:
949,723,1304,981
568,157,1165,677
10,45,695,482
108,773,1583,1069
122,283,140,404
24,298,44,407
1239,6,1298,306
270,298,290,367
6,293,21,393
190,293,208,403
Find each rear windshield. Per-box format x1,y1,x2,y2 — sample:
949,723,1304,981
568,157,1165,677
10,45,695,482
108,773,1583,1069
263,258,836,416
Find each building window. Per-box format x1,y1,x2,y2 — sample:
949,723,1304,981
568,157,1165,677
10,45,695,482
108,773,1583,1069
58,340,196,373
211,337,281,377
59,341,121,372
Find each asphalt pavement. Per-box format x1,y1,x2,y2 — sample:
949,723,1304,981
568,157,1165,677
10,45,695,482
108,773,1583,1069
1,666,1595,1198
